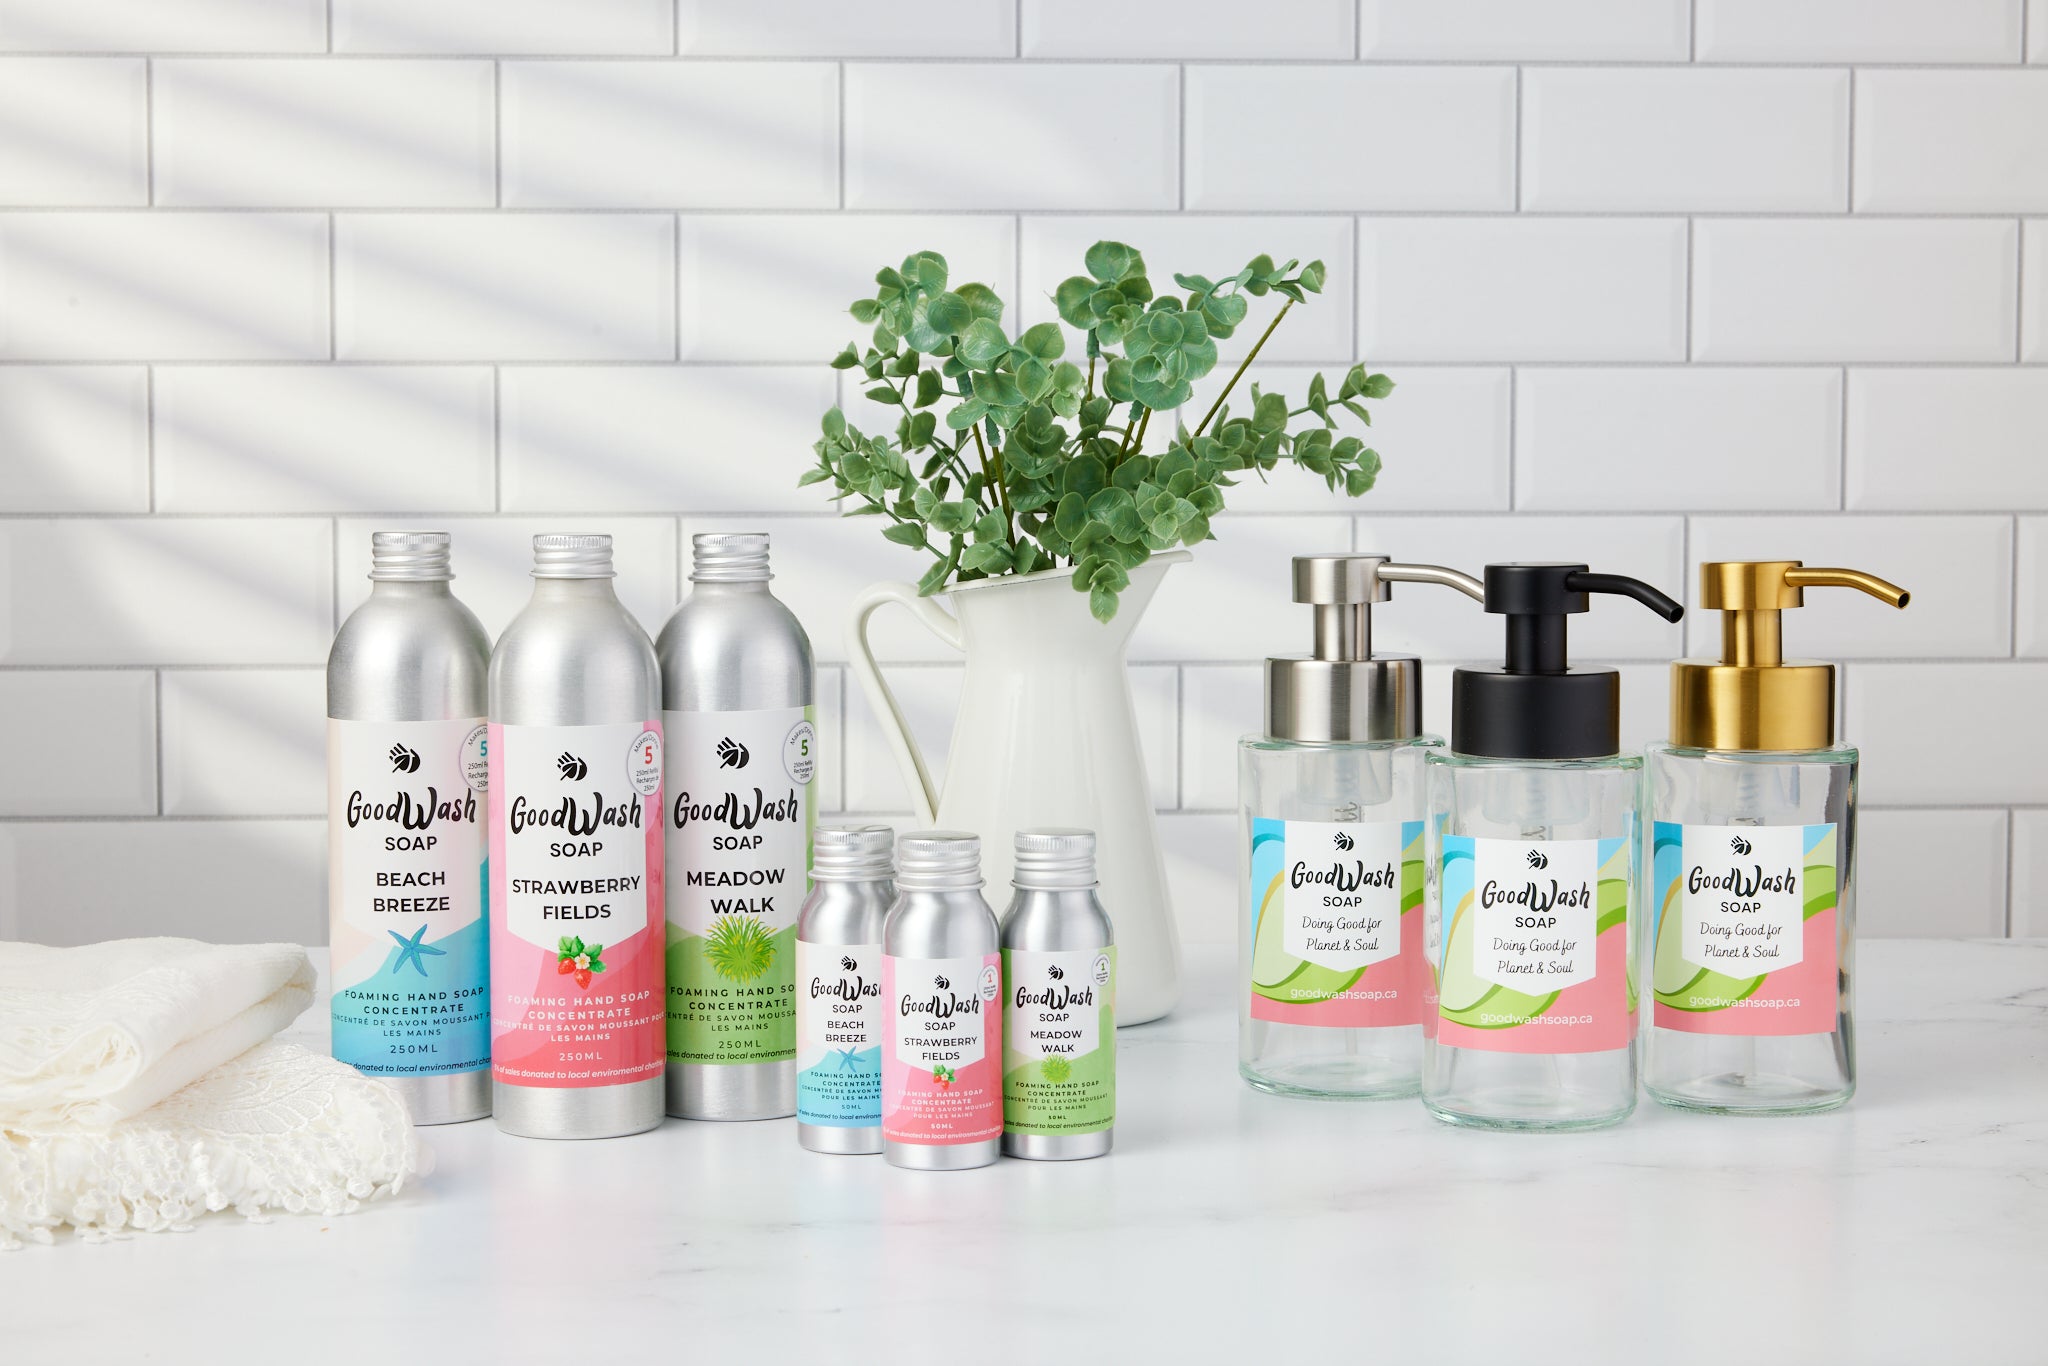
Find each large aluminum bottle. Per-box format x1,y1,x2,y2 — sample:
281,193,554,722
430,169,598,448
488,534,666,1140
327,531,492,1125
657,533,817,1121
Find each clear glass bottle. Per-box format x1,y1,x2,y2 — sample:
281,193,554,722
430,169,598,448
1421,562,1684,1133
1238,554,1486,1100
1643,561,1908,1116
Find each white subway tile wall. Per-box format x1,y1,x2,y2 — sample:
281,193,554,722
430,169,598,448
0,2,2034,947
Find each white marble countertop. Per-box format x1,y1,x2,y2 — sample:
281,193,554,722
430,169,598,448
10,940,2047,1364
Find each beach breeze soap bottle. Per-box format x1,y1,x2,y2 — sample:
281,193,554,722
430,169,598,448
795,824,896,1154
1424,563,1683,1132
1239,554,1486,1100
1644,562,1909,1115
327,531,492,1125
658,533,817,1122
488,534,667,1140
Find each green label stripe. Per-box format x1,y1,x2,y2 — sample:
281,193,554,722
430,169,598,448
666,921,797,1064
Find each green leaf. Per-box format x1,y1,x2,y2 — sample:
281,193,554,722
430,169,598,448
1053,491,1087,539
822,407,846,442
1062,454,1108,498
1089,585,1120,623
930,500,978,534
955,282,1005,322
1101,357,1136,402
945,398,990,430
1085,240,1143,283
1363,372,1396,399
1251,391,1288,436
1297,259,1327,293
969,370,1024,408
924,291,973,337
830,345,859,370
863,384,897,405
1018,321,1065,360
956,318,1009,368
850,299,881,324
1054,276,1097,327
913,369,943,408
882,523,927,549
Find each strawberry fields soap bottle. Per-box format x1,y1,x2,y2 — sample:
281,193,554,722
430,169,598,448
1644,561,1908,1115
1239,554,1485,1100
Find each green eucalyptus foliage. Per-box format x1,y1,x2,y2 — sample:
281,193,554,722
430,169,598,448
800,242,1392,622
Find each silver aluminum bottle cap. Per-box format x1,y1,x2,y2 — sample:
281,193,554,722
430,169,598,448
369,530,454,581
1012,828,1098,890
1265,554,1485,743
894,830,983,891
691,532,772,584
812,824,897,881
531,533,616,579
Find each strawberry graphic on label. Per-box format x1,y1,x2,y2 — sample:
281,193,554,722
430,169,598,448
556,936,606,989
931,1064,955,1088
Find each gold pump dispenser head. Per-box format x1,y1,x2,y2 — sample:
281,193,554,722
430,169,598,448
1671,561,1910,751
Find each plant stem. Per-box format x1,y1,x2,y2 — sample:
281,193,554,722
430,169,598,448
971,423,1017,546
1085,354,1096,403
1128,405,1152,458
1193,298,1294,438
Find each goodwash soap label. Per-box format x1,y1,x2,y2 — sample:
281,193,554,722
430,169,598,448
1247,818,1425,1027
1436,834,1633,1054
664,706,817,1069
328,718,490,1078
1652,822,1839,1035
794,939,882,1127
882,954,1003,1146
488,721,665,1088
1002,947,1115,1137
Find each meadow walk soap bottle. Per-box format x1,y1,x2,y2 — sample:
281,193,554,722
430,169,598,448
658,532,818,1122
1644,561,1908,1116
1424,562,1683,1132
1239,554,1486,1100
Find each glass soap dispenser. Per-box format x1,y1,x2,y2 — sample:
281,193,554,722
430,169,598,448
1239,553,1486,1100
1423,562,1684,1132
1644,561,1909,1115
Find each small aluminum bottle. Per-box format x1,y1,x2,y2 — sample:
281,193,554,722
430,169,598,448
794,825,897,1154
657,532,817,1122
327,531,492,1125
1000,829,1115,1161
882,832,1003,1171
489,534,666,1140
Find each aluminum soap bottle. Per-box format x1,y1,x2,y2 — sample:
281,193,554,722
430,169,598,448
1423,562,1683,1132
327,531,492,1125
488,534,667,1140
1239,554,1486,1101
1001,829,1115,1160
657,532,818,1122
882,832,1003,1171
1644,561,1909,1116
795,824,897,1154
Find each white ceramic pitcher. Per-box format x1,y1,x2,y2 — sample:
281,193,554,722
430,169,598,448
846,552,1187,1024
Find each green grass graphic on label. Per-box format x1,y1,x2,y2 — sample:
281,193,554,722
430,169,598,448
1436,890,1561,1028
705,916,776,982
1653,860,1834,1013
667,921,796,1065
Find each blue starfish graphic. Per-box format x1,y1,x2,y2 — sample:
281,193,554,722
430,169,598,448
388,925,445,978
832,1046,862,1072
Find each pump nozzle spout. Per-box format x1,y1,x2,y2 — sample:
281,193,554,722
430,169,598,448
1563,571,1686,622
1783,566,1910,609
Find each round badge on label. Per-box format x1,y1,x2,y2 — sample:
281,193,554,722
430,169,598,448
625,730,663,796
783,720,817,786
1091,953,1111,986
460,723,490,793
978,963,1001,1001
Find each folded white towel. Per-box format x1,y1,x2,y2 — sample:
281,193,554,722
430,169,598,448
0,939,420,1248
0,938,314,1130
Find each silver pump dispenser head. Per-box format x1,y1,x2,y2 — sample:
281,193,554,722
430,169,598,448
1265,554,1485,742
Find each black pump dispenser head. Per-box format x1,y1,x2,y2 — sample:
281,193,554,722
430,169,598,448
1452,563,1685,760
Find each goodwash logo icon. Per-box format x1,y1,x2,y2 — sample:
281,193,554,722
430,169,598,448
1730,835,1753,856
556,752,588,781
1047,964,1065,981
841,955,858,972
388,744,422,774
716,737,750,769
1527,849,1549,870
1333,830,1355,851
933,974,950,991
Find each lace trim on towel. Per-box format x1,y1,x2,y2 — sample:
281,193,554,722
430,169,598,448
1,1042,420,1250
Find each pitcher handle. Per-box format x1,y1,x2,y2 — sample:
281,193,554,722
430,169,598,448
846,581,962,828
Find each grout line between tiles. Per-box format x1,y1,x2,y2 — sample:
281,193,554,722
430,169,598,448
1176,63,1187,211
493,61,502,208
836,62,847,210
144,367,156,512
492,368,503,510
326,214,337,360
1845,68,1857,211
1688,0,1698,62
1512,66,1522,212
2015,219,2027,363
1838,365,1849,510
152,668,164,816
1506,366,1518,508
2005,809,2016,935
